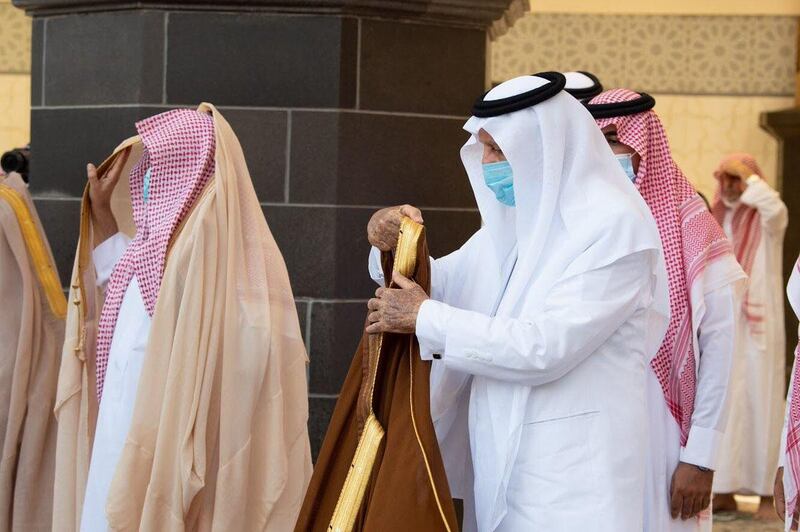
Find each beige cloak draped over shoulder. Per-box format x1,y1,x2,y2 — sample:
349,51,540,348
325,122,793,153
52,104,311,531
0,173,65,531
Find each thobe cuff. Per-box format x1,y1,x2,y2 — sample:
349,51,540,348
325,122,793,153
416,299,451,361
680,425,723,470
93,232,131,288
368,246,385,285
739,176,767,205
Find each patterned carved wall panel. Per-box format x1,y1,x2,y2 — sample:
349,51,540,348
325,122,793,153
492,13,798,96
0,3,31,74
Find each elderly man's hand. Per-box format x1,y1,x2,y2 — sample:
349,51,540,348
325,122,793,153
366,272,428,334
670,462,713,520
88,147,130,246
367,204,424,252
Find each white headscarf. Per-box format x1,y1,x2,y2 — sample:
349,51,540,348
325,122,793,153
563,71,604,101
563,70,596,90
434,75,669,530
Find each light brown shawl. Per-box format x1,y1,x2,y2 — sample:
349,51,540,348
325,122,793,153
52,104,311,531
0,173,65,531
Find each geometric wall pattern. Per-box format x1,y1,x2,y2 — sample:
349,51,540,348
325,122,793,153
0,2,31,74
492,14,798,96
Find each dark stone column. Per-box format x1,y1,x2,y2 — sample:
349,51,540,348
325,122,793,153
14,0,526,458
761,107,800,378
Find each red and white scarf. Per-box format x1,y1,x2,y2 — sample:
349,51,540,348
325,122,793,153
591,89,733,444
711,153,764,330
784,258,800,525
94,109,216,401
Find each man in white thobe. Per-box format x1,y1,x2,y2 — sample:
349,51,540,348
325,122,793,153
78,149,153,532
587,89,746,531
711,153,788,519
364,72,669,531
79,111,215,532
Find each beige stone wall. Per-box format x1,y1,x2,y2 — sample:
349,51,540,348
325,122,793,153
492,12,798,196
530,0,800,16
0,0,31,153
654,94,794,197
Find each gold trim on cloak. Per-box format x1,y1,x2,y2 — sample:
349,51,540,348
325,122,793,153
0,183,67,319
328,217,451,532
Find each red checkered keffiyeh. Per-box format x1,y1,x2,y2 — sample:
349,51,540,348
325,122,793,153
94,110,215,401
711,153,764,331
591,89,732,445
785,258,800,522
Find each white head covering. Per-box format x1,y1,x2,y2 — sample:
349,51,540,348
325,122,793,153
562,70,604,101
444,75,669,530
564,71,596,89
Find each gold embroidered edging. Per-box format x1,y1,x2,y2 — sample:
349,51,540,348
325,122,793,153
327,217,424,531
0,184,67,319
327,413,385,532
409,344,452,532
401,218,452,530
394,218,423,278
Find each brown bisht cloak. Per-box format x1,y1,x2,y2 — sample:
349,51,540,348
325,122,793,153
53,104,312,531
0,173,66,531
295,218,458,532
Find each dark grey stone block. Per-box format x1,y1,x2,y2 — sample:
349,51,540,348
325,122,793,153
421,208,481,259
44,11,165,105
288,111,474,208
220,108,287,203
31,18,43,107
263,204,374,299
264,204,479,299
33,198,80,287
307,301,365,394
29,106,168,197
166,13,357,108
14,0,521,32
308,396,337,462
359,19,485,115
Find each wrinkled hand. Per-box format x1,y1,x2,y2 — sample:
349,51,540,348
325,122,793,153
367,204,424,252
365,272,428,334
88,147,130,246
670,462,713,520
775,467,800,528
722,159,754,181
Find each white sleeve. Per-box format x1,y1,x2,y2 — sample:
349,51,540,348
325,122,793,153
414,250,655,386
368,246,386,286
740,177,788,236
680,284,736,470
93,232,131,289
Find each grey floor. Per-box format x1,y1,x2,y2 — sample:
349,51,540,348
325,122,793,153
713,515,784,531
713,496,784,531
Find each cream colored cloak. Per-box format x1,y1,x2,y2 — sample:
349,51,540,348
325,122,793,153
52,104,311,531
0,173,66,531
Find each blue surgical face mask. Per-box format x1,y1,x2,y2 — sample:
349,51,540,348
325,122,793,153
482,161,515,207
616,153,637,182
143,167,152,204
